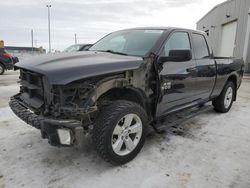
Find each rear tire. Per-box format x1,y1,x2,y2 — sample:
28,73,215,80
92,100,148,165
212,81,235,113
0,64,5,75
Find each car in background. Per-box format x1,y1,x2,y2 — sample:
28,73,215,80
64,44,92,52
0,48,18,75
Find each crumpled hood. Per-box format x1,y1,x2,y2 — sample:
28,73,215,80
15,51,144,85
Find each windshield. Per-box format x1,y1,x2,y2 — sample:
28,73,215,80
89,29,164,56
64,44,83,52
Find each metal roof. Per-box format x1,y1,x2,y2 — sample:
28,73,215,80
197,0,234,23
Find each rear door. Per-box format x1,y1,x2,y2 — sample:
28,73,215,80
191,33,216,100
156,31,197,117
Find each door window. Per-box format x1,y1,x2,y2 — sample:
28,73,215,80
163,32,191,56
192,34,210,59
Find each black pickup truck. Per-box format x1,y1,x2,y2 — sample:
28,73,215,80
9,27,244,164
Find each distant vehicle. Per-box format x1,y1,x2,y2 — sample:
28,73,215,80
10,27,244,165
0,48,18,75
64,44,92,52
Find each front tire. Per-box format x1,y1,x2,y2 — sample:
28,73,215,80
0,64,5,75
212,81,235,113
92,100,148,165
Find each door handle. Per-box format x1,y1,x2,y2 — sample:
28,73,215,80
186,67,197,72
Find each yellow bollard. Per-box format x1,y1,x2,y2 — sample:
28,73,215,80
0,40,4,48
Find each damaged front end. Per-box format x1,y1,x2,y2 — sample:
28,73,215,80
9,68,129,146
9,95,83,146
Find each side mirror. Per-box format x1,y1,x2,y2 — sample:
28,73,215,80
159,49,192,63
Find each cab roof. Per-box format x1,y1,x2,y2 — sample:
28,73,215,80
118,27,205,35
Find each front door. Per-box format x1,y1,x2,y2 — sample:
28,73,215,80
156,31,197,117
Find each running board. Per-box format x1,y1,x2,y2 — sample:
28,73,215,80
153,104,213,133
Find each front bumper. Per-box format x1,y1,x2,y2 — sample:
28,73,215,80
9,96,83,147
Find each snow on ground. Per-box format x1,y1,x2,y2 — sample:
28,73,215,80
0,71,250,188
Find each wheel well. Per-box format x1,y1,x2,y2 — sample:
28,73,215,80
227,75,237,100
97,87,151,116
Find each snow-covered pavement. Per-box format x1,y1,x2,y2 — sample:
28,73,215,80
1,71,250,188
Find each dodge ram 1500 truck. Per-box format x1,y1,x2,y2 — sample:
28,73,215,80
9,27,244,164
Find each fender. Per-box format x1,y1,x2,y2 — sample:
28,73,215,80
83,74,152,118
82,75,130,108
211,62,242,99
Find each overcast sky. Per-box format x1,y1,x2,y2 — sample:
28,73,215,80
0,0,225,51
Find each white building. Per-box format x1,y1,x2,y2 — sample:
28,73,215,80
197,0,250,72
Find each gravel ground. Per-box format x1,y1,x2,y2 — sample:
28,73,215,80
0,70,250,188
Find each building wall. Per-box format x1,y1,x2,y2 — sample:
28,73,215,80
197,0,250,72
243,11,250,71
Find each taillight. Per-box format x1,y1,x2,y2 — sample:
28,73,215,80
4,53,12,58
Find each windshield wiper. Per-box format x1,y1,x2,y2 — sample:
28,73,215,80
97,50,128,56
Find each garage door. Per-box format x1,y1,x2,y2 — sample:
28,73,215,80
219,21,237,57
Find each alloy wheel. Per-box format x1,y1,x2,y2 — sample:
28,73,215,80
111,114,143,156
224,86,233,109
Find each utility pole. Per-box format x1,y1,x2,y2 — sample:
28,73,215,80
74,33,77,44
46,5,52,53
31,29,34,54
